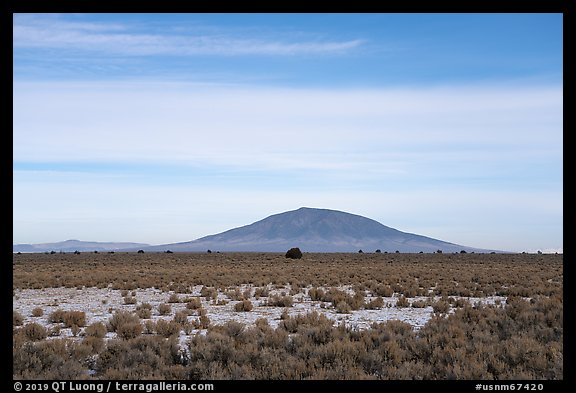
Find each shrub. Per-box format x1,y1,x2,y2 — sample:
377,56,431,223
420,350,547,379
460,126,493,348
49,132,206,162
174,311,189,325
225,288,243,301
108,311,140,333
31,307,44,317
85,322,107,338
124,296,137,305
71,324,81,337
255,318,270,330
308,287,325,301
411,299,428,308
234,300,254,312
336,301,352,314
13,310,24,326
117,322,142,340
197,315,211,329
222,321,245,337
285,248,303,259
365,296,384,310
49,325,61,336
22,322,48,341
374,285,394,297
200,286,218,300
64,311,86,327
82,336,105,354
396,295,410,308
186,298,202,310
432,299,450,314
136,307,152,319
168,293,180,303
453,298,468,308
280,316,299,333
350,291,365,310
267,294,294,307
158,303,172,316
254,287,270,298
155,319,181,338
49,310,86,327
48,309,67,323
190,309,211,329
143,320,155,335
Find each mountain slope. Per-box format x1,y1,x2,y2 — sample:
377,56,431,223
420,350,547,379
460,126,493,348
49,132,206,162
145,207,489,253
13,239,150,253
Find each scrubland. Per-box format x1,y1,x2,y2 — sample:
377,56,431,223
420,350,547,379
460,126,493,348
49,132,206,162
13,252,562,380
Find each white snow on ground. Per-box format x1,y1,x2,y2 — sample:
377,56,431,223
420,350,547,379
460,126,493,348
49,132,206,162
13,285,508,344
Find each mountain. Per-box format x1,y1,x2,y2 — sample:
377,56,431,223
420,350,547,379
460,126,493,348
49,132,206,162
144,207,491,253
13,239,149,253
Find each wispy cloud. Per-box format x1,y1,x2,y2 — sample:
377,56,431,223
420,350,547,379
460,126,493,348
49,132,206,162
13,14,364,57
13,81,562,175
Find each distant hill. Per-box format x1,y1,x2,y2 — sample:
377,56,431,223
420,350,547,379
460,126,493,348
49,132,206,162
144,207,493,253
13,239,149,253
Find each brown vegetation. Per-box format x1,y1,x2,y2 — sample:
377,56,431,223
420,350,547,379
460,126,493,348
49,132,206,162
13,253,562,300
48,310,87,327
12,252,563,380
158,303,172,316
234,299,254,312
15,296,560,379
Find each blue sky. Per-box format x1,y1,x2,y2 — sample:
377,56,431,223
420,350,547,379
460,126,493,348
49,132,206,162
13,13,563,252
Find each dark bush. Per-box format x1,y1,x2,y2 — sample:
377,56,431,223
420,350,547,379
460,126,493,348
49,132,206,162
174,311,189,325
186,298,202,310
200,286,218,300
254,287,270,298
22,322,48,341
117,322,142,340
336,301,352,314
285,247,303,259
49,310,86,327
136,307,152,319
168,293,180,303
63,311,86,328
234,299,254,312
85,322,107,338
158,303,172,316
155,319,181,338
108,311,140,333
31,307,44,317
308,287,325,301
432,298,451,314
365,296,384,309
396,295,410,308
266,294,294,307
